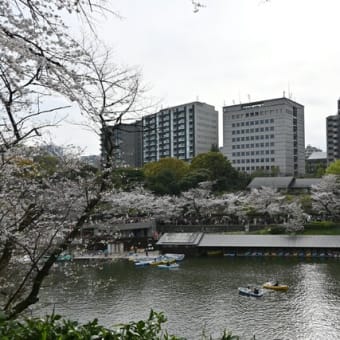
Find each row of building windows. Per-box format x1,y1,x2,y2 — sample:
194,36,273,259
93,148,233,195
232,131,275,142
232,119,274,127
232,158,275,164
229,109,281,120
232,135,275,143
232,141,275,150
236,165,276,172
144,112,193,122
232,150,275,157
232,128,274,135
144,133,193,143
144,126,193,136
144,145,190,154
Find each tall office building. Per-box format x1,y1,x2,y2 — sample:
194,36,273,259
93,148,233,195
326,99,340,164
142,102,218,164
221,97,305,176
101,121,143,168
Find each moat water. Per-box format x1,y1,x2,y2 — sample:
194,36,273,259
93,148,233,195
35,257,340,339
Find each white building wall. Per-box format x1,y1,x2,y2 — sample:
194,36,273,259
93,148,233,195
222,98,305,176
194,103,219,155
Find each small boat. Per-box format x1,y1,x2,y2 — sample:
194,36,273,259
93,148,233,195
263,282,289,291
224,252,236,257
150,256,175,266
157,263,180,269
163,253,185,261
134,260,153,267
238,287,263,297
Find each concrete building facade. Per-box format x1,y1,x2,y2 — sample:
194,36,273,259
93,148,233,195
101,121,143,168
142,102,218,164
221,97,305,176
326,99,340,164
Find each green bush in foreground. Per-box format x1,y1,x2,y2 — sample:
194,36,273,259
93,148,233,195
0,310,241,340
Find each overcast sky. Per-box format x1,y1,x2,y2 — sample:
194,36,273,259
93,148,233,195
51,0,340,155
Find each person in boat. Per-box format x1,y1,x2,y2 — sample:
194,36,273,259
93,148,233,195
167,262,170,266
274,280,279,286
254,288,259,294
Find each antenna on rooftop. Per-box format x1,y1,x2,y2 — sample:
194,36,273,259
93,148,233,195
196,95,199,102
247,94,251,102
232,99,235,105
283,91,286,98
288,82,293,99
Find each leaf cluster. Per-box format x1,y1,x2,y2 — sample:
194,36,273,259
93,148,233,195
0,311,184,340
143,153,250,195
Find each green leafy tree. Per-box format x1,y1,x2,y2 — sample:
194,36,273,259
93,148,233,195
179,168,211,191
251,166,280,178
111,168,144,190
190,152,235,180
143,158,189,179
325,160,340,175
189,152,249,191
34,154,60,176
146,168,181,195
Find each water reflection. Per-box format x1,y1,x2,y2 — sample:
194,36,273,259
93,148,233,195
36,258,340,339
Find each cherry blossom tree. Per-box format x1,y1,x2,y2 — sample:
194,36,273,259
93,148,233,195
0,0,145,319
311,175,340,221
0,0,99,148
232,187,307,232
0,146,106,318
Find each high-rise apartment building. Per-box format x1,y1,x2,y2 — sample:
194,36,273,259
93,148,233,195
326,99,340,164
101,121,143,168
221,97,305,176
142,102,218,164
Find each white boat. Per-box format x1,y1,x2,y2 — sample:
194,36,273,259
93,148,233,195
163,253,185,261
157,263,180,269
134,260,154,267
238,287,263,297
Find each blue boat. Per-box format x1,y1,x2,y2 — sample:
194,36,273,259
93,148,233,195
134,260,153,267
238,287,263,297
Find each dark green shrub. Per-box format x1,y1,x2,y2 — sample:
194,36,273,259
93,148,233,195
268,225,286,234
304,221,339,229
0,311,242,340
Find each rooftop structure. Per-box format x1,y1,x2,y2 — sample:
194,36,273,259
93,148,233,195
247,176,294,189
247,176,321,190
306,151,327,175
198,234,340,249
